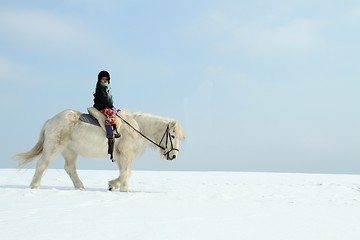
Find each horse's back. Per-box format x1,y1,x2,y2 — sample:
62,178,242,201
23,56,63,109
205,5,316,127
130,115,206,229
55,109,81,121
41,110,81,137
44,109,80,126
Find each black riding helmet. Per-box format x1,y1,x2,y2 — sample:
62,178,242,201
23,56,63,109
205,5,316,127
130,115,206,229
98,70,111,83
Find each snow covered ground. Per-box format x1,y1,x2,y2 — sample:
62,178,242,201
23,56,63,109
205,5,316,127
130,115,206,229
1,169,360,240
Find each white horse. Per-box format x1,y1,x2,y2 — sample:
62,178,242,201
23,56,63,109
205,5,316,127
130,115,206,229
13,109,185,192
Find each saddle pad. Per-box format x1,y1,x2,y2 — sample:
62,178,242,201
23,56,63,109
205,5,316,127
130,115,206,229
79,113,101,127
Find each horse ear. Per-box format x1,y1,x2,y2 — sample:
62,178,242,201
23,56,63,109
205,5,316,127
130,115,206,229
170,121,185,140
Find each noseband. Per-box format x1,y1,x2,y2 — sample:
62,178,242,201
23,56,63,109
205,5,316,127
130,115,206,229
116,113,179,159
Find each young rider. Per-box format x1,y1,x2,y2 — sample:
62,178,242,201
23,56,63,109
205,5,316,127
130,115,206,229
93,70,120,159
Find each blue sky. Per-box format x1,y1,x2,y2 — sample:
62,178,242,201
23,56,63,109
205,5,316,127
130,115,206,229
1,0,359,173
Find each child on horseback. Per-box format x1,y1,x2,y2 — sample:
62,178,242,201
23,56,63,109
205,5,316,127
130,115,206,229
93,70,120,160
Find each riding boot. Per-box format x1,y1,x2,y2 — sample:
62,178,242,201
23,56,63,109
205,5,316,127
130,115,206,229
105,124,115,161
108,138,115,161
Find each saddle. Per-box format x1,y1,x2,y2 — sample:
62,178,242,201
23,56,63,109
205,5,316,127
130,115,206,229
79,113,101,127
79,107,121,162
80,107,120,133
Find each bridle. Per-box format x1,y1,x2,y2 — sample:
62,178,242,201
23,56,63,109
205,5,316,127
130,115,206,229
158,125,179,159
116,112,179,160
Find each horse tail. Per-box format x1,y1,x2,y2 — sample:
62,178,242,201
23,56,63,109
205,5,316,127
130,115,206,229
13,126,45,168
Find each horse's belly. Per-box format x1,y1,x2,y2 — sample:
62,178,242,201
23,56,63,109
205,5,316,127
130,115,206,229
68,139,108,159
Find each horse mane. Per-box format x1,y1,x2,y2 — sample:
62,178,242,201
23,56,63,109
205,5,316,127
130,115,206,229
122,110,171,122
120,110,185,140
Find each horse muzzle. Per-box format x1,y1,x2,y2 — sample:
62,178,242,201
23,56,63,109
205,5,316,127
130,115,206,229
165,152,177,160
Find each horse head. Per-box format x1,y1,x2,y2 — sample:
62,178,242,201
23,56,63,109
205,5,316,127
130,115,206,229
161,121,185,161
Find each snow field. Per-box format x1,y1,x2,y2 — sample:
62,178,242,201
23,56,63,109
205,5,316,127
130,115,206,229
1,169,360,240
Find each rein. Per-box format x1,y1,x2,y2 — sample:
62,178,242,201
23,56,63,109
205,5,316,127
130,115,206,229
116,112,179,158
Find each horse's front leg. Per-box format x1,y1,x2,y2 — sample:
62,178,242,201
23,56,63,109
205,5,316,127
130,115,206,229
108,177,121,191
119,165,131,192
108,153,132,192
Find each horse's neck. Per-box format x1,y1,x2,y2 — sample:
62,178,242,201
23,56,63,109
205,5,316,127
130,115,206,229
132,113,169,143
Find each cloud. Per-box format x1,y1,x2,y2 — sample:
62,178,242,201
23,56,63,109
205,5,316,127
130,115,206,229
336,2,360,23
0,56,19,80
183,11,324,58
205,65,255,86
0,8,99,55
229,19,323,56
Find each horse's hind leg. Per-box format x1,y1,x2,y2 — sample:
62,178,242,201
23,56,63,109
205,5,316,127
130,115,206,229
30,148,60,189
62,149,84,190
